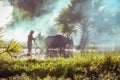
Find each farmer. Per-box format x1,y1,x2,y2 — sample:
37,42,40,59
27,30,36,55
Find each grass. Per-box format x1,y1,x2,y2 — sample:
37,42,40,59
0,51,120,80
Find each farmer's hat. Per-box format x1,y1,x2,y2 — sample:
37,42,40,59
30,30,35,34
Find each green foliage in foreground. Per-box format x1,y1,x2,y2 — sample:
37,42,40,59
0,39,23,57
0,51,120,80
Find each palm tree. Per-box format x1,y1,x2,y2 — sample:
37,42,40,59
55,0,92,50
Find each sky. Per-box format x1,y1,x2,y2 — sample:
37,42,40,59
0,0,120,50
0,1,12,27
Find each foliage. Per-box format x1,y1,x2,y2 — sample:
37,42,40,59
0,51,120,79
55,6,80,37
0,27,4,38
55,0,93,49
0,27,5,47
0,39,23,57
55,22,77,37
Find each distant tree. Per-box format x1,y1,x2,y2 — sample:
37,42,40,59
36,32,45,48
4,0,46,27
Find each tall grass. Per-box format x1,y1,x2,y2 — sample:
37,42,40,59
0,51,120,80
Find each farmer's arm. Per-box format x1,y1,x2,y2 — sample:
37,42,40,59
31,35,36,40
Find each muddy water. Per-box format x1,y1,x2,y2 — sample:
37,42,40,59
1,48,100,60
17,48,76,60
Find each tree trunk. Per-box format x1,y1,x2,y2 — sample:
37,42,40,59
78,26,89,50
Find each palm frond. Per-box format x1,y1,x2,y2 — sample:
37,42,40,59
5,39,23,55
0,27,5,47
59,23,77,37
0,27,4,37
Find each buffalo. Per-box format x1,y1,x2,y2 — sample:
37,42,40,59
44,35,73,53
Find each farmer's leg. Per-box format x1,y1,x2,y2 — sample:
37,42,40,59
27,42,32,56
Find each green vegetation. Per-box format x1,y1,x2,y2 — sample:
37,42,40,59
55,0,93,50
0,27,5,47
0,51,120,80
0,39,23,57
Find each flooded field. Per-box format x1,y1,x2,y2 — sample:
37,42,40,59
0,48,78,59
20,48,75,60
0,48,106,60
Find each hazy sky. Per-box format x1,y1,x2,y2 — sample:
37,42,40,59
0,1,12,26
